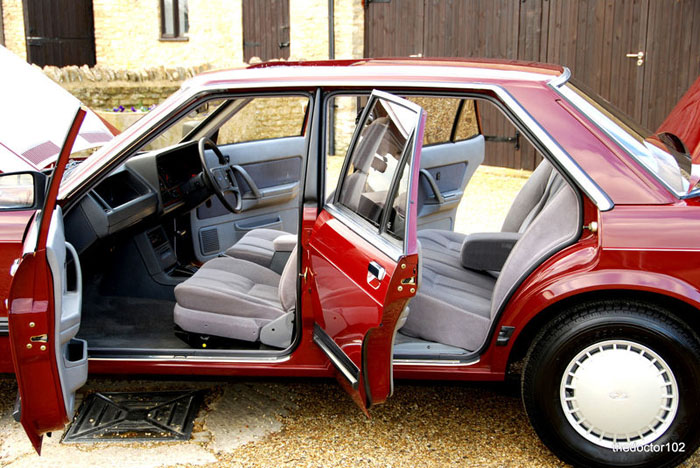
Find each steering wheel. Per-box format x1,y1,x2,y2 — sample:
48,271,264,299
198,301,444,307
198,137,242,213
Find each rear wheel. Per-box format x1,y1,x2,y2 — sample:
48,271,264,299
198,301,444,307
521,301,700,468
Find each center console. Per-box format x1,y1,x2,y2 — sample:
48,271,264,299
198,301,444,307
134,226,197,286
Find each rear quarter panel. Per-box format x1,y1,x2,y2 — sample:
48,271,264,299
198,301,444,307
485,199,700,375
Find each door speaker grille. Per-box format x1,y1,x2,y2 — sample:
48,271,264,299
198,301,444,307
200,227,220,255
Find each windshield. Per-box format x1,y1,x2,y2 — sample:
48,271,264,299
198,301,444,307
563,80,696,196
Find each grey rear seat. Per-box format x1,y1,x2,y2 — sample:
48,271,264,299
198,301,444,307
401,160,580,351
416,159,566,275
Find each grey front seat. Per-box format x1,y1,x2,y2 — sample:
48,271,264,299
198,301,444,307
224,228,287,268
174,247,297,348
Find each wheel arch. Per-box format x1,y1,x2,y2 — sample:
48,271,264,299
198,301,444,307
507,285,700,373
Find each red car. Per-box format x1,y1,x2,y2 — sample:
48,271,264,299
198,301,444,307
1,46,698,467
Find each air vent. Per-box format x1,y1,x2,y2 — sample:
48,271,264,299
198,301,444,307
199,227,220,255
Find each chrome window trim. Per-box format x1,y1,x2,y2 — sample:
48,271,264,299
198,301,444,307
548,66,572,88
484,84,613,212
63,78,612,213
554,83,686,199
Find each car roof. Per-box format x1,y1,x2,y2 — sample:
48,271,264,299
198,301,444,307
184,57,565,90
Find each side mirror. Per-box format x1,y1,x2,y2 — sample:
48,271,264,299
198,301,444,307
0,171,47,211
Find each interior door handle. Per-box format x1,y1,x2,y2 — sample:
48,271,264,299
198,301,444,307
368,261,386,282
419,169,445,204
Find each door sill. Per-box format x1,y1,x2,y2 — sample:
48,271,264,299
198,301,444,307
392,356,480,366
87,345,293,362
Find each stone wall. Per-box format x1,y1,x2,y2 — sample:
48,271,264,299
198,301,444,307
1,0,26,60
42,63,210,110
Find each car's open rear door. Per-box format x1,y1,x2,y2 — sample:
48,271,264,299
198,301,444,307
307,91,425,412
7,108,87,453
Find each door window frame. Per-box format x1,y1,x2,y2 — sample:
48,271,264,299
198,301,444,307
324,91,424,261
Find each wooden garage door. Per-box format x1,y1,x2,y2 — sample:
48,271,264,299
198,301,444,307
242,0,290,62
23,0,96,67
365,0,700,169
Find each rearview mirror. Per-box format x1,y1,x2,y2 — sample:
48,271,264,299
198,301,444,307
0,171,47,211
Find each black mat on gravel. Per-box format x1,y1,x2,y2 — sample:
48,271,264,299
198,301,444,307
62,390,203,443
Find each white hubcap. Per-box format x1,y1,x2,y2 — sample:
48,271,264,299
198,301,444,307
560,340,678,449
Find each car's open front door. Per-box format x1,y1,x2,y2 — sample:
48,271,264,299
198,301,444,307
6,108,87,453
308,91,425,412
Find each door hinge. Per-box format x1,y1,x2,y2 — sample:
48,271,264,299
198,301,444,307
484,130,520,150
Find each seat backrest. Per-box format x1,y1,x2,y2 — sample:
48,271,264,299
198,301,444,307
490,178,580,318
278,246,298,312
501,160,566,234
339,117,389,211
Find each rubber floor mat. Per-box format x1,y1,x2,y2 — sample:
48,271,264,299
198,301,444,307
62,390,203,443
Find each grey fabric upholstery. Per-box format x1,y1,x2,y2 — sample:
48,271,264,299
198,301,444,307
416,229,470,282
460,232,522,272
501,159,566,233
174,246,298,344
490,182,580,317
224,228,286,268
339,117,389,211
404,160,579,351
400,249,496,351
278,247,298,313
273,233,297,252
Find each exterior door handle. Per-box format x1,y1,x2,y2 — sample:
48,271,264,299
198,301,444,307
625,51,645,67
367,261,386,287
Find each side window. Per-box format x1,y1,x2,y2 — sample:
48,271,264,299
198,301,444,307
216,96,308,145
160,0,189,39
336,96,420,244
454,99,480,141
326,95,482,198
326,95,364,198
406,97,460,145
144,98,227,151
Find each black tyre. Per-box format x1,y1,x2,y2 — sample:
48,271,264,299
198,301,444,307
521,301,700,468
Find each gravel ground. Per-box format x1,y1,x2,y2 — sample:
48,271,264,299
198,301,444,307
0,377,560,467
2,377,698,468
1,166,698,467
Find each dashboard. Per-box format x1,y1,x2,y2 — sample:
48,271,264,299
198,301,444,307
65,141,209,254
156,145,203,208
